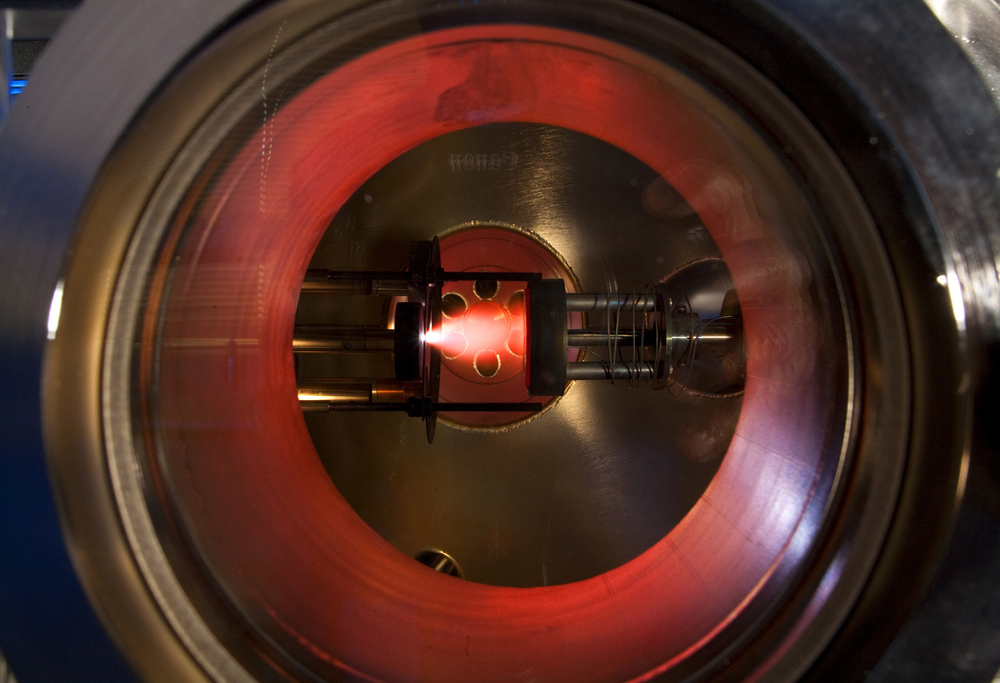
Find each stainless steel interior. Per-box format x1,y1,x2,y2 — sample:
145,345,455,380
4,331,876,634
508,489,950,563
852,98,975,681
10,0,994,680
93,5,887,679
296,123,734,587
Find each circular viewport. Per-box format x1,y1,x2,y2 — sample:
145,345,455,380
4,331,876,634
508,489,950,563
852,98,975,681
294,123,739,587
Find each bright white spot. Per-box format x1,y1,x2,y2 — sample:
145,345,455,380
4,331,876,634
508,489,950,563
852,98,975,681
937,274,948,286
422,329,442,345
46,280,64,340
297,392,328,402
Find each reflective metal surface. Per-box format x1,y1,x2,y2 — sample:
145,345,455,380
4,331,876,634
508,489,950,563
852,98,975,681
298,124,733,587
928,0,1000,107
87,6,891,679
0,0,997,681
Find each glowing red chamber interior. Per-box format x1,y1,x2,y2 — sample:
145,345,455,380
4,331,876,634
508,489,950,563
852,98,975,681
435,226,581,426
148,22,839,682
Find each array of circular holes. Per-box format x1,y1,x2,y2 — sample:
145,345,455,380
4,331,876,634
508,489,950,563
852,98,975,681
440,278,525,378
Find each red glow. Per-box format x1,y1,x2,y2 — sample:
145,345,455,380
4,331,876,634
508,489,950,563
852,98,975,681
153,24,829,683
425,295,526,377
438,332,468,359
464,302,511,349
428,227,581,426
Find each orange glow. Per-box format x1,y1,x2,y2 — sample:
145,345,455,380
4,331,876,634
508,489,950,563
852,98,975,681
425,297,527,375
464,302,510,349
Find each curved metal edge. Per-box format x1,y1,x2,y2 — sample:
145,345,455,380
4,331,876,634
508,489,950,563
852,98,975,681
648,0,1000,679
926,0,1000,110
0,0,266,680
782,2,1000,679
2,0,997,680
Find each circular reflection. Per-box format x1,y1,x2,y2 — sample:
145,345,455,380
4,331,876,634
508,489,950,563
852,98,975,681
88,4,904,681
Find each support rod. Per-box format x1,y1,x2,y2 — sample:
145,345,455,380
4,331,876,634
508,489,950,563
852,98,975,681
301,269,542,295
567,329,664,347
442,271,542,282
301,270,410,296
565,293,657,312
297,378,418,404
565,317,735,349
565,362,657,381
293,325,395,353
301,400,543,413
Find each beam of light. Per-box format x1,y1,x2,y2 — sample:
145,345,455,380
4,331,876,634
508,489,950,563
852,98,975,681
424,296,527,371
462,301,509,350
423,323,470,360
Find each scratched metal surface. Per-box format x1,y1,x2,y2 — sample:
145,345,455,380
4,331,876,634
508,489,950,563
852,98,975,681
0,0,998,680
125,13,858,680
299,123,731,587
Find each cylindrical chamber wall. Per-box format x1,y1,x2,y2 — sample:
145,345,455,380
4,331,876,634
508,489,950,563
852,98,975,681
102,5,898,680
0,0,992,680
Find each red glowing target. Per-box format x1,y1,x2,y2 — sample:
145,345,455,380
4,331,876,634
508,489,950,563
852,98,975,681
431,226,581,425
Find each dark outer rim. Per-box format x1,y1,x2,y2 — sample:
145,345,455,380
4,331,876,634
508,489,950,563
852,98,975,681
645,1,1000,680
0,1,272,680
0,0,997,680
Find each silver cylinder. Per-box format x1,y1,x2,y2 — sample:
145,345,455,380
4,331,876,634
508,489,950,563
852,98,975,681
293,325,396,353
564,293,657,312
565,362,657,381
300,269,410,296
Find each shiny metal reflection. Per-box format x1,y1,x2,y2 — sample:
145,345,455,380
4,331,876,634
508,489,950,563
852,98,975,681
297,124,734,587
414,548,465,579
34,5,911,679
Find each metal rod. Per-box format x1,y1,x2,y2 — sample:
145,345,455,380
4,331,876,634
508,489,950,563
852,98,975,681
301,401,335,413
433,402,544,412
310,402,409,412
565,362,657,381
301,400,544,413
297,378,419,404
692,318,739,355
440,271,542,282
566,316,736,349
301,270,410,296
297,381,372,403
567,329,663,347
565,293,657,312
302,269,542,295
293,325,395,353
